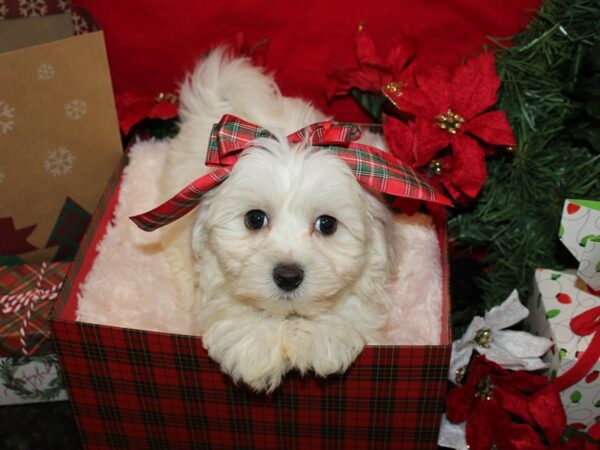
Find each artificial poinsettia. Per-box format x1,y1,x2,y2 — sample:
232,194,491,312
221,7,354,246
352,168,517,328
446,356,567,450
383,52,516,204
326,25,415,100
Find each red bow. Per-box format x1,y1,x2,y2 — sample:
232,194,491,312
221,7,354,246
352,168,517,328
552,306,600,393
130,114,451,232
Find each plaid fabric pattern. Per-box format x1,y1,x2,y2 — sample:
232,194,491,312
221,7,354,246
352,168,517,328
45,196,92,261
53,144,452,449
52,320,450,450
0,262,70,356
131,114,451,232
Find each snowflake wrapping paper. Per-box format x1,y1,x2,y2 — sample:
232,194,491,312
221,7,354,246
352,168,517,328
0,21,122,263
560,199,600,291
527,269,600,434
0,0,69,21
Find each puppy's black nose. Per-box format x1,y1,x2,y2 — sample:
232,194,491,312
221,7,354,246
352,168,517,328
273,264,304,292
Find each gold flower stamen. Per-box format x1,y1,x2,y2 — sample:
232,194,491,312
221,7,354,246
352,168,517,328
428,159,443,176
436,108,464,134
474,375,496,401
474,328,493,348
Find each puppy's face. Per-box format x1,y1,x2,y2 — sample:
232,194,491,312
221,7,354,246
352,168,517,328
192,138,378,318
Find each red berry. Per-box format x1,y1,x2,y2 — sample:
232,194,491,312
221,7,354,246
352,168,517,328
586,371,599,383
556,293,572,304
567,203,581,214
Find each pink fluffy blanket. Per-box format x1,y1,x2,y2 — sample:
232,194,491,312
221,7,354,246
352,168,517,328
76,140,443,345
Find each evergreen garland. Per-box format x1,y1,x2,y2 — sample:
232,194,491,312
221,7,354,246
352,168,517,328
448,0,600,332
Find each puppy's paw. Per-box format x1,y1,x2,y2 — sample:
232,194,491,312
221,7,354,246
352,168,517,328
283,317,365,377
202,316,288,392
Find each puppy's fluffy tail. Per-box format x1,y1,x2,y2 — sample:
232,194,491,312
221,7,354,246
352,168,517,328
178,47,283,128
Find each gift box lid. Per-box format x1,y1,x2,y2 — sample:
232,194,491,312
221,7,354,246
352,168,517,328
533,269,600,370
559,199,600,291
0,262,70,356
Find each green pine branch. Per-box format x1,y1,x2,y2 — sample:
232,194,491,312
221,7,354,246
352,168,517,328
448,0,600,323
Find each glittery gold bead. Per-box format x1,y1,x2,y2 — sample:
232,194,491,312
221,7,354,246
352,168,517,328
455,367,466,384
428,159,443,176
155,92,178,104
474,328,493,348
474,375,496,401
435,108,465,134
384,81,404,94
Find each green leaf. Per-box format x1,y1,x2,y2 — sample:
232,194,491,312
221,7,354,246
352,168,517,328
559,348,568,362
580,234,600,247
349,88,387,122
546,309,561,319
551,273,562,280
570,390,582,403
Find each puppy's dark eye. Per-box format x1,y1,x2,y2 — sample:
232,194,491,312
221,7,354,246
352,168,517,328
314,215,337,235
245,210,269,230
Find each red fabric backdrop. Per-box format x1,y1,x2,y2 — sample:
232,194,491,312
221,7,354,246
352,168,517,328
73,0,540,123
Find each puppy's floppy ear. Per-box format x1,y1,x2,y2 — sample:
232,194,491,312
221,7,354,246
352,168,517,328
191,197,213,258
364,192,399,277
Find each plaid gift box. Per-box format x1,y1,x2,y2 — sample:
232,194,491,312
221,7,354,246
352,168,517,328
0,262,70,356
0,262,70,405
51,154,452,449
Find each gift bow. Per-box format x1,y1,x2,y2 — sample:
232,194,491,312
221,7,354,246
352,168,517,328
130,114,452,232
551,306,600,394
0,262,63,356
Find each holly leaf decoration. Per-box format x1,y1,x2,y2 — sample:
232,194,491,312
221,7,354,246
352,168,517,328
0,218,38,254
349,88,387,122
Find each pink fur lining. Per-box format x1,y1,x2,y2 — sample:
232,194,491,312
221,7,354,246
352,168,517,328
77,141,443,345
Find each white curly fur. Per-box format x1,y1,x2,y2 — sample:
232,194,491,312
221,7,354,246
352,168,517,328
160,48,399,392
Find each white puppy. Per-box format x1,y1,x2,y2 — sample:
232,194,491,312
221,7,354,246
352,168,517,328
159,48,398,392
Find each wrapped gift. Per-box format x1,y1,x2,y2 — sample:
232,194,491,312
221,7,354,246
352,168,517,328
0,0,69,20
0,262,70,356
0,262,70,404
527,269,600,437
0,15,122,264
559,199,600,290
51,144,452,449
0,354,68,405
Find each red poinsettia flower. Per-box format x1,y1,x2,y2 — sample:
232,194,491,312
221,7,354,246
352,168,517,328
382,53,516,203
326,25,415,100
446,356,567,450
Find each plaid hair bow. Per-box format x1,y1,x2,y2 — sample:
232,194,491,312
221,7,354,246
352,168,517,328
130,114,452,231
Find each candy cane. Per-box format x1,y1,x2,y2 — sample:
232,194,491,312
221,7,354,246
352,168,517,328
0,262,63,356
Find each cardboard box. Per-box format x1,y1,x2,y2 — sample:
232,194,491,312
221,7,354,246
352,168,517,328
527,269,600,434
0,261,70,405
51,154,452,449
0,16,122,264
0,12,121,407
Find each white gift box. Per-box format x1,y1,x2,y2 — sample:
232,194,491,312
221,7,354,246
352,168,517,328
527,269,600,434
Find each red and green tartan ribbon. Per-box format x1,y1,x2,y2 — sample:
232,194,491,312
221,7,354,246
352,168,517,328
130,114,452,231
